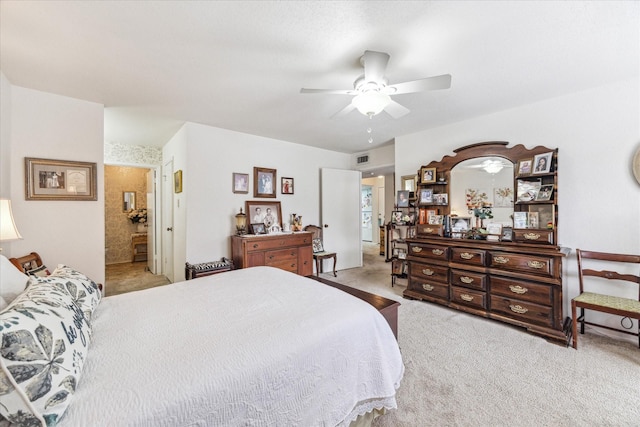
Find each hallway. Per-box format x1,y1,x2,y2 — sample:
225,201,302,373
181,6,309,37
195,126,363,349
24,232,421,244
105,262,170,297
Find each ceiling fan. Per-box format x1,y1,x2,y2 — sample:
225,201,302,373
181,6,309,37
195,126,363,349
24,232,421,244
300,50,451,119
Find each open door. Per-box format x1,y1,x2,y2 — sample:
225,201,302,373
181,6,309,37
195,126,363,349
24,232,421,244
162,159,174,282
320,168,362,271
146,168,159,274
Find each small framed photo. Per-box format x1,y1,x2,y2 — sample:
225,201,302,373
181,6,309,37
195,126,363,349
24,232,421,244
419,188,433,204
428,214,443,225
517,158,533,176
486,223,503,241
397,190,410,207
254,167,277,198
502,226,513,241
433,193,448,205
24,157,97,201
420,167,436,184
535,184,554,201
232,172,249,194
401,175,416,192
528,211,539,229
391,210,403,224
532,152,553,174
250,223,266,235
281,177,294,195
398,250,407,260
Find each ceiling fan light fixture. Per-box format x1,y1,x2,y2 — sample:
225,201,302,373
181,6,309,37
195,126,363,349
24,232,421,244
482,160,505,174
352,91,391,117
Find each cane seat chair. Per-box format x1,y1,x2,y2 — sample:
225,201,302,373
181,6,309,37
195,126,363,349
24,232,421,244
571,249,640,349
303,225,337,277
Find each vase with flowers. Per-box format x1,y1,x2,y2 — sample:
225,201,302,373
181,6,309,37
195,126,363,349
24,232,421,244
128,208,148,232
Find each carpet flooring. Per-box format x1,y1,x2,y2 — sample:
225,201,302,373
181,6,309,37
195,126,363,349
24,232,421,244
330,243,640,427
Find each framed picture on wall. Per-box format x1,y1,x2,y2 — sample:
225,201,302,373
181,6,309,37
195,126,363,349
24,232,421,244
281,177,294,194
232,172,249,194
174,170,183,193
24,157,97,201
254,167,277,198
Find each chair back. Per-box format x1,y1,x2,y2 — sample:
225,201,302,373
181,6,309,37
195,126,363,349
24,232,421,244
577,249,640,299
304,225,322,241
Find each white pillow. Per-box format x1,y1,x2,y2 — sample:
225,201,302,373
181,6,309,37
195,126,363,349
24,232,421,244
0,294,7,310
0,254,30,304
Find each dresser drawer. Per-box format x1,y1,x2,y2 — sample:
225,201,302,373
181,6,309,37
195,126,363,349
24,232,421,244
451,286,487,310
408,243,448,260
265,248,297,264
490,296,553,328
491,276,552,306
267,259,298,273
410,262,449,284
245,233,312,252
451,269,487,291
408,278,449,301
512,229,554,245
488,252,554,277
451,248,486,266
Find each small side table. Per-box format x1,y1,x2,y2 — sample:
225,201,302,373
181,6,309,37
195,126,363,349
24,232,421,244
131,233,147,262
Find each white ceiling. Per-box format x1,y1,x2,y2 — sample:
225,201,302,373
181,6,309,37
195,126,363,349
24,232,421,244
1,1,638,155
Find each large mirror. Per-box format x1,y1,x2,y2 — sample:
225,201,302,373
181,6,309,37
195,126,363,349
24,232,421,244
123,191,136,211
450,157,514,226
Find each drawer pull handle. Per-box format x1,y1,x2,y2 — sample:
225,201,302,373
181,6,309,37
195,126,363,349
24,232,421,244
523,233,541,240
424,227,435,233
460,252,474,260
422,268,434,276
253,244,259,249
460,294,474,302
494,256,509,264
422,284,434,291
432,249,444,255
509,285,528,294
460,276,474,284
527,260,546,269
509,304,529,314
412,247,423,253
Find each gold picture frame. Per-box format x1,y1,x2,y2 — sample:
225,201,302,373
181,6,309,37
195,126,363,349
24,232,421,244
420,167,436,184
24,157,97,201
174,170,183,193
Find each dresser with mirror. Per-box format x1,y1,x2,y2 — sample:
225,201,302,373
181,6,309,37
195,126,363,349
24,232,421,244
404,141,570,343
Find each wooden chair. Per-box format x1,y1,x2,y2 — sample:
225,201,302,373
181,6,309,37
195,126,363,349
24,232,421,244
9,252,45,274
303,225,337,277
571,249,640,349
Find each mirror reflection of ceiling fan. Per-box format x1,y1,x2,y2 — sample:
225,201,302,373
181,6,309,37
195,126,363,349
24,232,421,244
300,50,451,119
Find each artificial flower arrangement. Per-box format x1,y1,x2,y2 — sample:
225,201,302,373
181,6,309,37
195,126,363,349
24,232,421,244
128,208,147,224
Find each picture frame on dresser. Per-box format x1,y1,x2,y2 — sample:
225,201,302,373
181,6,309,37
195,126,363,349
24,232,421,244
246,200,282,231
420,167,436,184
517,158,533,176
250,223,266,234
532,152,553,174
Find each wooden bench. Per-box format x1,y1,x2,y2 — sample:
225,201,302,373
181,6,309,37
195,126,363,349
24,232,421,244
310,276,400,340
571,249,640,349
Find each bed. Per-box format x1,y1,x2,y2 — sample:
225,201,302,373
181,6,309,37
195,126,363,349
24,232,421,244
0,256,403,427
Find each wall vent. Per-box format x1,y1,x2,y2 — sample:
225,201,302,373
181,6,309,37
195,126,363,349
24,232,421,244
356,153,370,165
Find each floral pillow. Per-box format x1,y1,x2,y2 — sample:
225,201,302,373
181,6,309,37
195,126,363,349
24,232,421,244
0,280,93,426
28,265,102,325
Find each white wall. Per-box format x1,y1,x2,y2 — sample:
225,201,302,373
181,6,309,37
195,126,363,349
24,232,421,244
4,83,105,283
396,78,640,340
165,122,351,281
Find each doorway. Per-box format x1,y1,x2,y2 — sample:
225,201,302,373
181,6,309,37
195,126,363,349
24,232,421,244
104,164,166,295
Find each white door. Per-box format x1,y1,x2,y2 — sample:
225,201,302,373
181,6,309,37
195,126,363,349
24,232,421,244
146,168,159,274
162,159,174,282
361,185,373,241
321,168,362,271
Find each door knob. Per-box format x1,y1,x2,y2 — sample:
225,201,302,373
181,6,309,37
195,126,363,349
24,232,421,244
167,227,173,231
324,224,329,228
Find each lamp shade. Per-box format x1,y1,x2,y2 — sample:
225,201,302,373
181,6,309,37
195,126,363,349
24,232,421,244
0,199,23,241
352,91,391,117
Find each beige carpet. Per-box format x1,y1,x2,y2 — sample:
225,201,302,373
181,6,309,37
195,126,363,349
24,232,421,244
326,243,640,427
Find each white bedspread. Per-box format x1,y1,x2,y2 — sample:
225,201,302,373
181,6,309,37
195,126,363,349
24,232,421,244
60,267,404,426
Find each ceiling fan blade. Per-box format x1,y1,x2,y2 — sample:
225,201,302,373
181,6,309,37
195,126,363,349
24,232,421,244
331,103,356,119
300,88,354,95
387,74,452,95
384,100,410,119
363,50,390,83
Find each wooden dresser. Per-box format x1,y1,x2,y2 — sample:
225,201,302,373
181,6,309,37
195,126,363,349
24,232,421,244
231,232,313,276
404,239,569,342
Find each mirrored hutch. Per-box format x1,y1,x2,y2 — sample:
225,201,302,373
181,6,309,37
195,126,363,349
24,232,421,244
404,141,570,344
